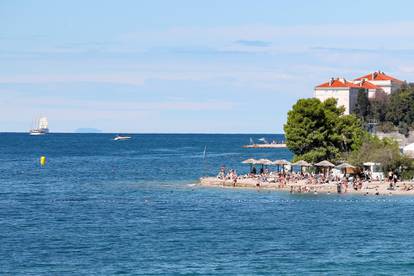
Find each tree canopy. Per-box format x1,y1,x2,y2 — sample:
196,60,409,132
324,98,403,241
354,89,370,120
284,98,364,163
346,134,413,175
352,83,414,136
385,87,414,125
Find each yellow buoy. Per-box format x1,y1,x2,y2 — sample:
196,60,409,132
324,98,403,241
40,156,46,166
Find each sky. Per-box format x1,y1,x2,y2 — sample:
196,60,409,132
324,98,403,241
2,0,414,133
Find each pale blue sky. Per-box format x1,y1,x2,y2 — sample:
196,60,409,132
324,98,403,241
1,0,414,133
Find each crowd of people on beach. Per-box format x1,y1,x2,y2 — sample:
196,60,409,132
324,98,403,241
215,165,408,194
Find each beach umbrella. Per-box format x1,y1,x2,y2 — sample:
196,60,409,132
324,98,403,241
292,160,311,167
242,158,258,173
336,162,356,175
256,158,273,165
315,160,335,176
315,160,335,167
336,162,355,169
292,160,311,173
273,159,291,166
242,158,258,164
255,158,272,173
272,159,291,173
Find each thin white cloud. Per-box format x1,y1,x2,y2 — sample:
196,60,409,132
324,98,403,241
0,70,295,88
0,74,144,85
119,21,414,50
2,96,237,111
235,40,272,47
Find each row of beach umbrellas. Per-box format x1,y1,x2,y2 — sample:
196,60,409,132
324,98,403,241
242,158,301,173
242,158,293,166
241,158,356,169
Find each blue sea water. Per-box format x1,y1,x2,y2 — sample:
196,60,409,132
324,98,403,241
1,133,414,275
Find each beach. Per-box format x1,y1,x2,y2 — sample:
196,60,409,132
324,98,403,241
200,176,414,196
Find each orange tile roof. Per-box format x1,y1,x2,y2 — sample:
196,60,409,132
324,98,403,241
316,78,360,88
356,80,381,89
354,71,403,82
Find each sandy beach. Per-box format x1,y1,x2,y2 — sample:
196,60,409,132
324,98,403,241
199,176,414,196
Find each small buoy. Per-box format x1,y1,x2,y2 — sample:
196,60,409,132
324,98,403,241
40,156,46,166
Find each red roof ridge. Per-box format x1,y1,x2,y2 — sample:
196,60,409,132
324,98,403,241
354,70,403,82
316,77,359,88
356,79,381,89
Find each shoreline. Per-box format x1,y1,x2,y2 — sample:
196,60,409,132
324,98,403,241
199,177,414,196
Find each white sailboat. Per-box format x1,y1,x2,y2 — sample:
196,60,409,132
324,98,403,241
30,117,49,135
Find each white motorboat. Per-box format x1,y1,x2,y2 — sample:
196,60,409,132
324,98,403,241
113,135,131,141
242,137,287,148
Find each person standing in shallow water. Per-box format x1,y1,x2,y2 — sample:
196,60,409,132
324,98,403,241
231,170,238,187
393,173,398,189
337,181,342,194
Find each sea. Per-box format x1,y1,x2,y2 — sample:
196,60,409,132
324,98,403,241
1,133,414,275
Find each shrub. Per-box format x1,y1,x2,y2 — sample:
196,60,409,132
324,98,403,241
377,122,396,133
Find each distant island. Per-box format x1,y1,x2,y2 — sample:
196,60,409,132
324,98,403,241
74,128,102,133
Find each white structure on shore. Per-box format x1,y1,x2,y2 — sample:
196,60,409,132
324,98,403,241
314,71,404,115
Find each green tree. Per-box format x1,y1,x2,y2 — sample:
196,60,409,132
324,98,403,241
369,97,388,122
354,89,370,120
354,84,414,136
385,86,414,131
346,135,413,174
284,98,364,163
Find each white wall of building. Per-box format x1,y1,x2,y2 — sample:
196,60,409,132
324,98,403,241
368,80,392,94
362,80,402,95
367,88,377,99
314,88,352,114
